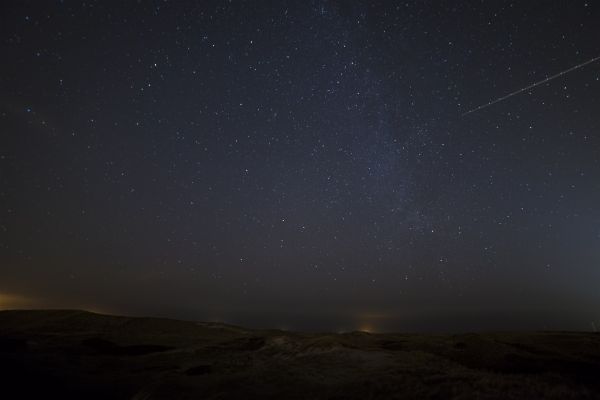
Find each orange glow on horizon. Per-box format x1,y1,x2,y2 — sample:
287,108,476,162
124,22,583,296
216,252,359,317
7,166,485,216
358,324,375,333
0,292,37,310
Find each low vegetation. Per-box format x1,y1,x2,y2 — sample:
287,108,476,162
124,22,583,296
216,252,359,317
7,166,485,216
1,310,599,399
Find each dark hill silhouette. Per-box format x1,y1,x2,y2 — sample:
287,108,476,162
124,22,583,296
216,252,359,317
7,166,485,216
1,309,600,399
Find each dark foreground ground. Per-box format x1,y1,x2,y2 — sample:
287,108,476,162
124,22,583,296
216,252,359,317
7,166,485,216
1,310,600,399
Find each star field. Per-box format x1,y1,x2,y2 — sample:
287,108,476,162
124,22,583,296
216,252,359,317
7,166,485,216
1,0,600,332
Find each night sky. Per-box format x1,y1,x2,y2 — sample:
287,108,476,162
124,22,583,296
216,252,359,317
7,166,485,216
2,1,600,332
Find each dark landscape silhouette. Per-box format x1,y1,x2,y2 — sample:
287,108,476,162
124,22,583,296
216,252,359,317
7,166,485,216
2,309,600,399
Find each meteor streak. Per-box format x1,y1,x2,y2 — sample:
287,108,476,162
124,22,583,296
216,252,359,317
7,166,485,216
463,55,600,116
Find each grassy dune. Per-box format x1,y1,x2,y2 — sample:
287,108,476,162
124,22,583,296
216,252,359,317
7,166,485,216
1,310,599,399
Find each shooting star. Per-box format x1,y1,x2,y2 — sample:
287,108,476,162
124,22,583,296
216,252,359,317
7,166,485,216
463,55,600,116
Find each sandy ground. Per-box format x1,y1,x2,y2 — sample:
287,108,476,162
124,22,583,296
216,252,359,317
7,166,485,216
1,309,600,399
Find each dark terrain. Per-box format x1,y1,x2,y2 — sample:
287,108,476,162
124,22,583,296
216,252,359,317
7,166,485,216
1,310,600,399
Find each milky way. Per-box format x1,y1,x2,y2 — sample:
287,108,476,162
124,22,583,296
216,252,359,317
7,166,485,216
1,1,600,332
